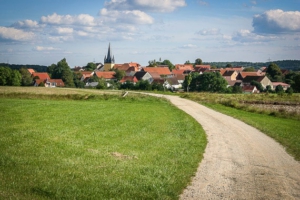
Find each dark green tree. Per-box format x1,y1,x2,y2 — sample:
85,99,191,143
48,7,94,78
286,87,293,94
292,74,300,92
275,85,284,94
10,70,21,86
197,72,227,92
73,72,85,88
232,85,243,93
19,68,33,86
85,62,97,71
226,63,232,68
185,60,191,64
161,59,174,71
47,64,56,77
0,66,12,86
114,69,125,81
194,58,202,66
52,58,75,87
243,67,255,72
266,63,283,81
120,80,135,90
250,80,264,92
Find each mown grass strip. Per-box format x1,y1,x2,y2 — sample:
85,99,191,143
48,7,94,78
0,96,206,199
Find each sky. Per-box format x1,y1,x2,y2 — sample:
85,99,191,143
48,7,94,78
0,0,299,67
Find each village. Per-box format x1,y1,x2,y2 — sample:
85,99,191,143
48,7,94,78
1,44,294,94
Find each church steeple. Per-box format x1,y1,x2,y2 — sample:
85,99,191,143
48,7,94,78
103,43,115,71
104,43,114,64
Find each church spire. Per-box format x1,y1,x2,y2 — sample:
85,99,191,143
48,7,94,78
104,43,114,64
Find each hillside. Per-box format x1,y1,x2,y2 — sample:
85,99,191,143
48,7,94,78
203,60,300,71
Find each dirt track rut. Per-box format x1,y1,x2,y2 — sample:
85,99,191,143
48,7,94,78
153,94,300,199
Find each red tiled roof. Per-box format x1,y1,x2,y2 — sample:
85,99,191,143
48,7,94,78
238,72,261,79
114,62,141,71
142,67,172,75
172,69,186,75
32,72,50,80
222,70,237,77
119,76,138,83
27,68,35,75
194,65,211,70
175,64,194,71
95,71,116,79
272,82,290,87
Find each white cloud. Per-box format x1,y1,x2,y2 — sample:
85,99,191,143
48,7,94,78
182,44,197,49
104,0,186,12
56,27,73,34
40,13,96,26
253,9,300,33
12,20,42,29
33,46,59,51
0,27,35,41
100,8,153,24
197,28,221,35
232,29,279,43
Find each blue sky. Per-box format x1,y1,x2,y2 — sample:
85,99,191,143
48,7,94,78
0,0,299,67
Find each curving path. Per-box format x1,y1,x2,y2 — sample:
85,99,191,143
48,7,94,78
146,94,300,199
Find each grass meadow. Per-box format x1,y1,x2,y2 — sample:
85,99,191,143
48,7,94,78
182,93,300,160
0,87,206,199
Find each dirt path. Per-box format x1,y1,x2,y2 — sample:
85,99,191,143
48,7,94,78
148,94,300,199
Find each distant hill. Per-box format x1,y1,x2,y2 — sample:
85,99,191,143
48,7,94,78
203,60,300,71
0,63,48,72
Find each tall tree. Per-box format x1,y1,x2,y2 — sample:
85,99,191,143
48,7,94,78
52,58,75,87
10,70,21,86
185,74,192,93
194,58,202,65
0,66,12,86
19,68,33,86
197,72,227,92
266,63,283,81
161,59,174,71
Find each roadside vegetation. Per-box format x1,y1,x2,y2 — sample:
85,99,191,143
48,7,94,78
0,87,206,199
182,93,300,160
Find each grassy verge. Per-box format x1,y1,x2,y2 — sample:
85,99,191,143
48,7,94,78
181,93,300,160
0,90,206,199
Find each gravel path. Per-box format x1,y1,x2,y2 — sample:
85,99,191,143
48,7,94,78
149,94,300,199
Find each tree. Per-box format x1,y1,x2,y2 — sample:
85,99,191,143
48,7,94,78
47,64,56,77
85,62,97,71
266,63,282,81
96,78,107,89
243,67,255,72
19,68,33,86
286,87,293,94
232,85,243,93
292,74,300,92
10,70,21,86
0,66,12,86
275,85,284,94
161,59,174,71
251,80,264,92
52,58,75,87
226,63,232,68
185,74,192,93
185,60,191,64
148,59,158,67
114,69,125,81
194,58,202,66
73,72,85,88
265,85,273,93
197,72,227,92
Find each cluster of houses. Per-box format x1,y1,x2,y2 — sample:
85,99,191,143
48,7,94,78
29,62,290,94
29,44,290,93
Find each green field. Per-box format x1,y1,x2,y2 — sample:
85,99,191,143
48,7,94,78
0,88,206,199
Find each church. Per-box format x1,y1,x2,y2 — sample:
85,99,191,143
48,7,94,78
103,43,115,71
